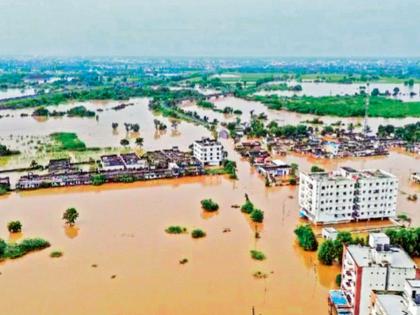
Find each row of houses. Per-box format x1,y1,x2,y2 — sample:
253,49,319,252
328,233,420,315
15,142,224,190
263,132,411,160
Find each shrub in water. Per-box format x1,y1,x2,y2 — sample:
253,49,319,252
7,221,22,233
165,226,187,234
250,250,266,261
200,199,219,212
191,229,206,239
250,209,264,223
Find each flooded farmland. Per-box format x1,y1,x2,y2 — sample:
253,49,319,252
0,97,419,315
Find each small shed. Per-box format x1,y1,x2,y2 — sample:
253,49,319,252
322,227,338,241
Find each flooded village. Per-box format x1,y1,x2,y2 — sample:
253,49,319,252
0,58,419,315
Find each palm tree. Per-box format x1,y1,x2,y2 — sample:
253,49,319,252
135,137,144,147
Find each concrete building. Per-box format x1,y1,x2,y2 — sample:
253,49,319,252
256,160,291,177
337,233,418,315
322,227,339,240
100,155,125,171
193,138,224,166
370,279,420,315
299,167,398,224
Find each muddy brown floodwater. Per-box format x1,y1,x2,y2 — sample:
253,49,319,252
0,97,418,315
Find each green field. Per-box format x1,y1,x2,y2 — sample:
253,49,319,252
49,132,87,151
253,95,420,118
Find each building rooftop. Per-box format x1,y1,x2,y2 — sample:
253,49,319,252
347,245,416,269
120,153,141,165
375,294,407,315
407,279,420,289
194,137,221,146
303,167,396,182
100,155,125,167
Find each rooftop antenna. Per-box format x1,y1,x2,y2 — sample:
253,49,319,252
363,83,370,135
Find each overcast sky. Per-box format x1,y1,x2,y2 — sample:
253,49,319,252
0,0,419,57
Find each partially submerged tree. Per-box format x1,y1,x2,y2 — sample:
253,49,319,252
7,221,22,233
63,208,79,226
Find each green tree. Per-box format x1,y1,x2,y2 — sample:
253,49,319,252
0,239,6,257
200,199,219,212
250,209,264,223
318,240,337,265
7,221,22,233
311,165,325,173
120,139,130,146
241,200,255,214
135,137,144,146
62,208,79,226
294,225,318,251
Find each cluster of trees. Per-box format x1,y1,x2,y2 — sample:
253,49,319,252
310,165,325,173
317,232,367,265
0,144,20,156
223,160,237,179
385,228,420,257
0,238,50,259
240,196,264,223
269,122,308,138
377,122,420,142
294,225,318,251
67,106,96,118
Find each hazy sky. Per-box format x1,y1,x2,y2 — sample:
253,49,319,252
0,0,419,57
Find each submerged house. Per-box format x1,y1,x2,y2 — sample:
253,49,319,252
256,160,292,177
100,155,125,171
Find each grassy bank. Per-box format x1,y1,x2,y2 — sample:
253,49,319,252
49,132,87,151
252,95,420,118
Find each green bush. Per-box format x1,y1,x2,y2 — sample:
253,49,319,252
241,200,255,214
335,274,342,287
311,165,325,173
294,225,318,251
3,238,50,259
200,199,219,212
50,251,63,258
7,221,22,233
91,174,106,186
250,250,266,261
191,229,206,239
250,209,264,223
318,240,337,265
165,226,187,234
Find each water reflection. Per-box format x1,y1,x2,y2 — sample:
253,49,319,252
64,225,79,239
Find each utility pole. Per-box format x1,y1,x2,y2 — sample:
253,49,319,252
363,83,370,135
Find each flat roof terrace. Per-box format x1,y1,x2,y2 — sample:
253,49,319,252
100,155,125,167
120,153,141,165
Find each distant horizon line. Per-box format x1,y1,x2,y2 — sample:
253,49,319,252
0,55,419,60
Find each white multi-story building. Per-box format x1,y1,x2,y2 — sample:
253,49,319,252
299,167,398,224
193,138,224,166
371,279,420,315
336,233,418,315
